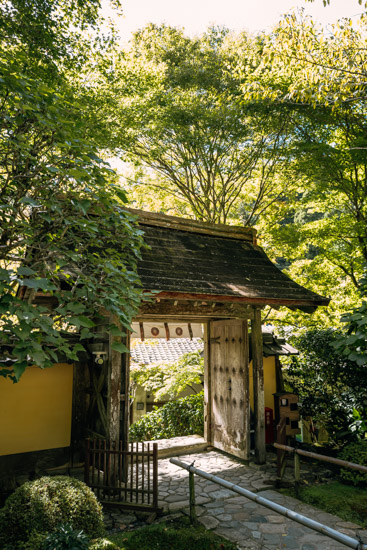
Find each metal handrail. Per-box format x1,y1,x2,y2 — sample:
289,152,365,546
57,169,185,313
170,457,367,550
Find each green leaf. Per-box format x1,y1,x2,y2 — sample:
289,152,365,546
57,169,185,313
73,343,86,353
109,326,126,337
17,266,37,276
13,362,27,382
69,316,95,328
21,278,57,291
80,328,93,339
20,196,40,207
356,355,367,366
111,342,129,353
115,188,128,203
78,199,91,214
67,302,86,314
0,268,11,281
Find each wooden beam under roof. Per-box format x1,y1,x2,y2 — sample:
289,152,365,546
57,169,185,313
137,299,255,319
143,291,323,310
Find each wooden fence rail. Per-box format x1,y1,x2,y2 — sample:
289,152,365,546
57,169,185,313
84,439,159,512
274,440,367,481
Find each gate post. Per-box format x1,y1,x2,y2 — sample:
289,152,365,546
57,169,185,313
251,307,266,464
189,471,196,524
204,321,212,445
106,315,122,443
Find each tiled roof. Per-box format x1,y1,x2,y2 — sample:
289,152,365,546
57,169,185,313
130,338,203,366
130,332,297,366
262,338,298,357
248,330,298,358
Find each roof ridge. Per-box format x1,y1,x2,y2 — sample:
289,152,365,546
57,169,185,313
125,207,257,243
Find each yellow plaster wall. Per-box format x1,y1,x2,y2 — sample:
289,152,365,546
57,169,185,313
249,356,277,412
0,363,74,456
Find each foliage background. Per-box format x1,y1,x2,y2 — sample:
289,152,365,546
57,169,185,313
129,392,204,441
131,350,204,400
283,329,367,444
0,0,144,381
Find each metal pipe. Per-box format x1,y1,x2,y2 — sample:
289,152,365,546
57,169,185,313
273,443,367,474
170,457,367,550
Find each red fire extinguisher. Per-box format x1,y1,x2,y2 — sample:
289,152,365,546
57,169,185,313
265,407,274,444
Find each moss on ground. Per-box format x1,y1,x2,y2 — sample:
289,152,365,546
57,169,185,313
279,481,367,527
106,516,237,550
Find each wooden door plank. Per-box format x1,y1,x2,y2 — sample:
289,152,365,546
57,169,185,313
210,320,250,460
204,322,212,445
242,321,250,460
251,308,266,464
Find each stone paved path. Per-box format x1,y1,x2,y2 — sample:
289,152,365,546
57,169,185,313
155,450,367,550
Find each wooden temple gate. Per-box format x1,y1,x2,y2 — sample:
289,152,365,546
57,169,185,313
135,303,263,462
85,209,328,465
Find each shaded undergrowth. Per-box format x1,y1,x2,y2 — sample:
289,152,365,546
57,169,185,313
107,516,237,550
279,481,367,528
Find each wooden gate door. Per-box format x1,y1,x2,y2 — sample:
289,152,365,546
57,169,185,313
210,320,250,460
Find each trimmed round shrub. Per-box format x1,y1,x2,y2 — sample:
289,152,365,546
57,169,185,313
339,440,367,486
129,391,204,441
17,531,48,550
0,476,105,549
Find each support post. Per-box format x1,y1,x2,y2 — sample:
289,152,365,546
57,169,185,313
294,452,301,482
106,315,122,443
251,307,266,464
71,360,87,463
121,331,131,452
189,471,196,524
153,443,158,510
204,322,212,445
275,356,285,392
84,438,90,485
294,451,301,495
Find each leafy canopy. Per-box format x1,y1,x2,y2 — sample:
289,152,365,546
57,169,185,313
335,272,367,368
0,0,144,381
238,13,367,328
92,24,294,224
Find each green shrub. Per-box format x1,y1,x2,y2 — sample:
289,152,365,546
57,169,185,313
44,523,89,550
107,515,237,549
0,476,105,549
129,391,204,441
339,440,367,486
283,329,367,444
17,531,48,550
